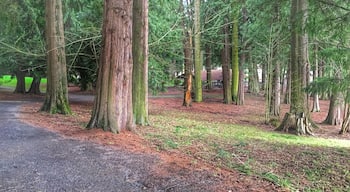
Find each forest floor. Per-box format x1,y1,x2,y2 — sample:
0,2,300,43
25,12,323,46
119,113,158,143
1,86,349,191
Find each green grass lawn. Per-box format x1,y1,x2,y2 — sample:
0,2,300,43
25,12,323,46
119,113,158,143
0,75,47,92
140,109,350,191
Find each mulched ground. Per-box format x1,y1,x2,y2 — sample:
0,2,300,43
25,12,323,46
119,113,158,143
1,86,349,191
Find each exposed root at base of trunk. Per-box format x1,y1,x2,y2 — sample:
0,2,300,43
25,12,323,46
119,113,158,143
276,112,314,136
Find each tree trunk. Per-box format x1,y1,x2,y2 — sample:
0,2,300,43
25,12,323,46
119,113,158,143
181,0,193,107
237,6,248,106
270,59,281,116
41,0,71,115
323,93,342,125
132,0,149,126
261,62,266,91
248,47,259,95
270,2,281,117
284,63,291,104
182,32,193,107
87,0,134,133
231,11,239,102
27,75,41,94
14,69,26,94
193,0,202,102
311,42,320,112
205,45,212,90
222,17,232,104
340,104,350,134
277,0,313,135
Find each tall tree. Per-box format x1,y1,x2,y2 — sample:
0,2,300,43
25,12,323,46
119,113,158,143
269,2,282,117
41,0,71,114
277,0,313,135
132,0,149,125
181,0,193,107
311,42,320,112
231,8,239,102
222,16,232,104
237,4,248,105
193,0,202,102
87,0,134,133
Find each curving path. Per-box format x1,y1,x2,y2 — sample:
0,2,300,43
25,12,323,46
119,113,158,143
0,101,238,192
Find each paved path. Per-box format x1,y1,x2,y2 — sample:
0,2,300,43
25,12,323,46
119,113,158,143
0,101,226,192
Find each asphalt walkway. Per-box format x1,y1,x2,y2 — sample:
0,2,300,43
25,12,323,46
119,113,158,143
0,101,225,192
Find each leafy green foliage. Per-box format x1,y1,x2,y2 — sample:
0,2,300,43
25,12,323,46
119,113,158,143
148,0,183,94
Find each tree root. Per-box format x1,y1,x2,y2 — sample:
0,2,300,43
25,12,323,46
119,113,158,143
276,112,314,136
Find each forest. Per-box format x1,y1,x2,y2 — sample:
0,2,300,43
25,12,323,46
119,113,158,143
0,0,349,191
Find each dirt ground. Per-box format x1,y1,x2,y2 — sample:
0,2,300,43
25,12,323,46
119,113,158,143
1,86,349,191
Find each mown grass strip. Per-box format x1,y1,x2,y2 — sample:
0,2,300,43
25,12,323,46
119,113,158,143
142,110,350,191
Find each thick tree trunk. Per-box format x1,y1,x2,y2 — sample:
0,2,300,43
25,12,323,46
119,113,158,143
132,0,149,126
14,69,26,94
87,0,134,133
276,112,313,135
41,0,71,115
193,0,202,102
277,0,313,135
323,93,342,125
222,17,232,104
27,75,41,94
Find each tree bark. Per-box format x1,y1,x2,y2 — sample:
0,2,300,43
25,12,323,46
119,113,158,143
231,10,239,102
248,47,259,95
193,0,202,102
14,69,26,94
323,93,342,125
205,45,212,90
340,104,350,134
277,0,313,135
222,17,232,104
87,0,134,133
132,0,149,126
284,63,291,104
311,42,320,112
270,2,281,117
41,0,71,115
27,75,41,94
237,5,248,106
181,0,193,107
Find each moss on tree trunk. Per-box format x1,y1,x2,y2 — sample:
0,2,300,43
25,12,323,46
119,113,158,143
132,0,149,126
41,0,71,115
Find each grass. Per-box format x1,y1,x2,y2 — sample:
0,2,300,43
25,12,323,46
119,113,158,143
140,109,350,191
0,75,47,91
